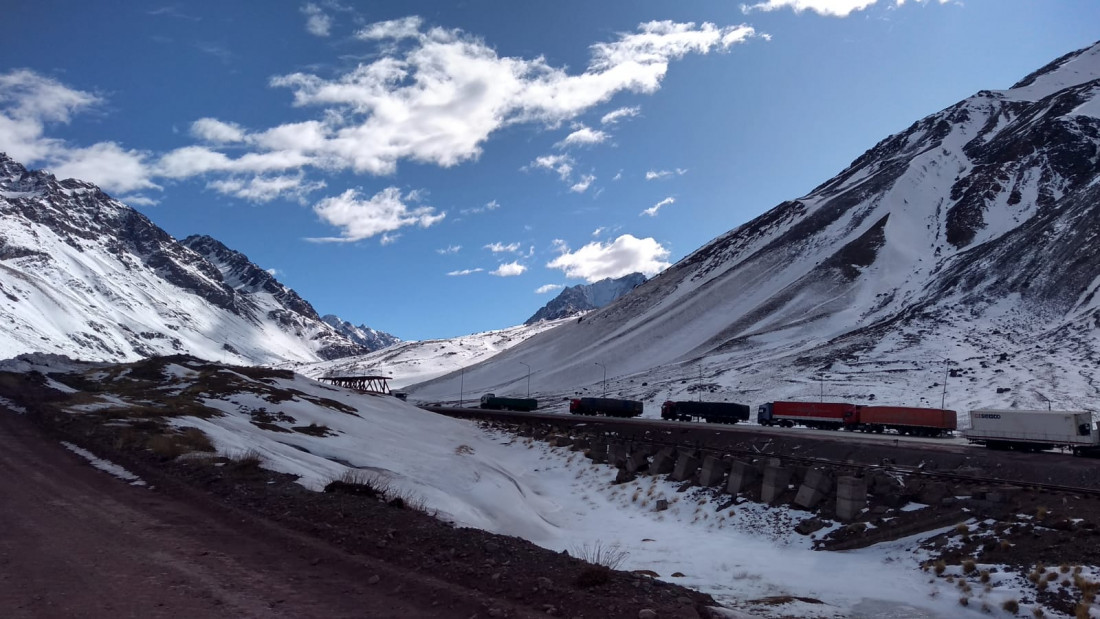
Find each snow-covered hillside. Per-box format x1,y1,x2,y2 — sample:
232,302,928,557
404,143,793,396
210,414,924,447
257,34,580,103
525,273,646,325
0,154,366,364
409,41,1100,417
285,318,569,389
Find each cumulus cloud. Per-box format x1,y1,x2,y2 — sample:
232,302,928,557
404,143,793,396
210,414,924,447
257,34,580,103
380,232,400,245
557,125,608,148
641,196,675,217
191,117,246,143
207,173,325,203
301,3,333,37
447,267,484,276
645,168,687,180
547,234,670,282
491,261,527,277
741,0,946,17
484,242,521,254
601,106,640,125
535,284,564,294
570,174,595,193
461,199,501,215
437,244,462,254
0,70,159,194
308,186,445,242
528,154,574,181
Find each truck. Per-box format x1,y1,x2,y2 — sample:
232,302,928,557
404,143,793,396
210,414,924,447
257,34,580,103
569,397,643,418
757,401,858,430
855,406,956,437
479,393,538,412
661,400,750,424
964,409,1100,455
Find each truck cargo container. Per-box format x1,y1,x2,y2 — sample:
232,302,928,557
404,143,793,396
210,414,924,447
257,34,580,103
965,409,1100,455
661,400,750,424
569,397,643,418
856,406,956,436
757,401,857,429
479,393,538,412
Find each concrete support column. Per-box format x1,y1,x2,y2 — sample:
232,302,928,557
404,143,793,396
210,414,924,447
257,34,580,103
698,455,729,487
761,459,793,504
649,447,677,475
670,450,701,482
794,467,833,509
726,460,758,495
836,476,868,521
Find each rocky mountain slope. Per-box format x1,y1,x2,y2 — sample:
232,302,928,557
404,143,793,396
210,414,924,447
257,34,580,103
0,154,367,364
410,41,1100,416
525,273,646,325
320,314,400,352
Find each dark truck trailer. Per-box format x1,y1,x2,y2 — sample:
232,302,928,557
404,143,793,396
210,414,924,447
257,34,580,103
661,400,750,424
757,401,857,429
855,406,956,436
479,393,538,412
569,397,643,418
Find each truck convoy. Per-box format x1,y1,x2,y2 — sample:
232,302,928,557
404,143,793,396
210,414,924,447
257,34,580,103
661,400,750,424
964,409,1100,455
569,397,643,418
479,393,538,412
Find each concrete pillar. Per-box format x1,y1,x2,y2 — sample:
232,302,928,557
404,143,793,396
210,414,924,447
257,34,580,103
794,467,833,510
608,442,629,468
570,437,589,452
625,450,650,474
670,450,701,482
836,476,868,522
649,447,677,475
698,455,729,487
726,460,758,495
586,440,607,463
761,461,793,504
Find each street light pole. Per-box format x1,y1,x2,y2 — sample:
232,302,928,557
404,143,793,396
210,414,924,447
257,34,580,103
519,361,531,398
941,360,949,410
594,362,606,397
460,366,464,408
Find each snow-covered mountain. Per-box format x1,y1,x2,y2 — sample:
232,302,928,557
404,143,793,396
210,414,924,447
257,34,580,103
410,41,1100,415
524,273,646,325
0,154,366,364
320,314,401,352
285,318,568,389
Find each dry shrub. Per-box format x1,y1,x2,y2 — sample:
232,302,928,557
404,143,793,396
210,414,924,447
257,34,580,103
955,523,970,535
1037,506,1049,520
934,560,947,575
962,559,977,574
227,448,264,474
980,570,991,583
1032,606,1045,618
572,541,630,570
1076,602,1091,619
146,427,215,459
1002,599,1020,614
959,597,969,607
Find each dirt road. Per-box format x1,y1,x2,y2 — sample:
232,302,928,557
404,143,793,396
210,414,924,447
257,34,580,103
0,408,527,618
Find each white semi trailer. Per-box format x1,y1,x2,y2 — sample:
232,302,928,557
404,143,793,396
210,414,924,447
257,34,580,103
965,409,1100,455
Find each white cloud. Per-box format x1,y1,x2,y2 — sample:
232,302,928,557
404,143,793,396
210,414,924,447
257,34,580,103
601,106,640,125
50,142,160,194
356,16,423,40
491,261,527,277
547,234,670,282
529,154,574,181
485,242,521,254
461,199,501,215
191,118,246,143
592,227,605,237
301,3,333,37
447,267,484,276
741,0,946,17
309,186,445,242
119,194,159,207
380,232,400,245
557,125,608,148
645,168,687,180
207,173,325,203
641,196,675,217
612,171,622,181
266,267,281,276
437,244,462,254
570,174,595,193
535,284,564,294
0,70,160,194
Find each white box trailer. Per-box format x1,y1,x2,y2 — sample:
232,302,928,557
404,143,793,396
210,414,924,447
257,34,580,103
965,409,1100,454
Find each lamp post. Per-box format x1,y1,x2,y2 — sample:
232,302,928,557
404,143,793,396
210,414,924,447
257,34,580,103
519,361,531,398
941,361,950,410
460,366,464,408
594,362,606,397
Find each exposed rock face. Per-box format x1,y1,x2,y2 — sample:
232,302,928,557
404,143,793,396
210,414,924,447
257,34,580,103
525,273,646,325
0,154,366,363
320,314,401,353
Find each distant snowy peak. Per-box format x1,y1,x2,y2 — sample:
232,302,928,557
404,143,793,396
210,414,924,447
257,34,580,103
321,314,401,352
525,273,646,325
1008,40,1100,101
0,153,366,364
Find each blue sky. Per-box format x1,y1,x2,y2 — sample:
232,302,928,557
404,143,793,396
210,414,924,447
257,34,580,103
2,1,1098,340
